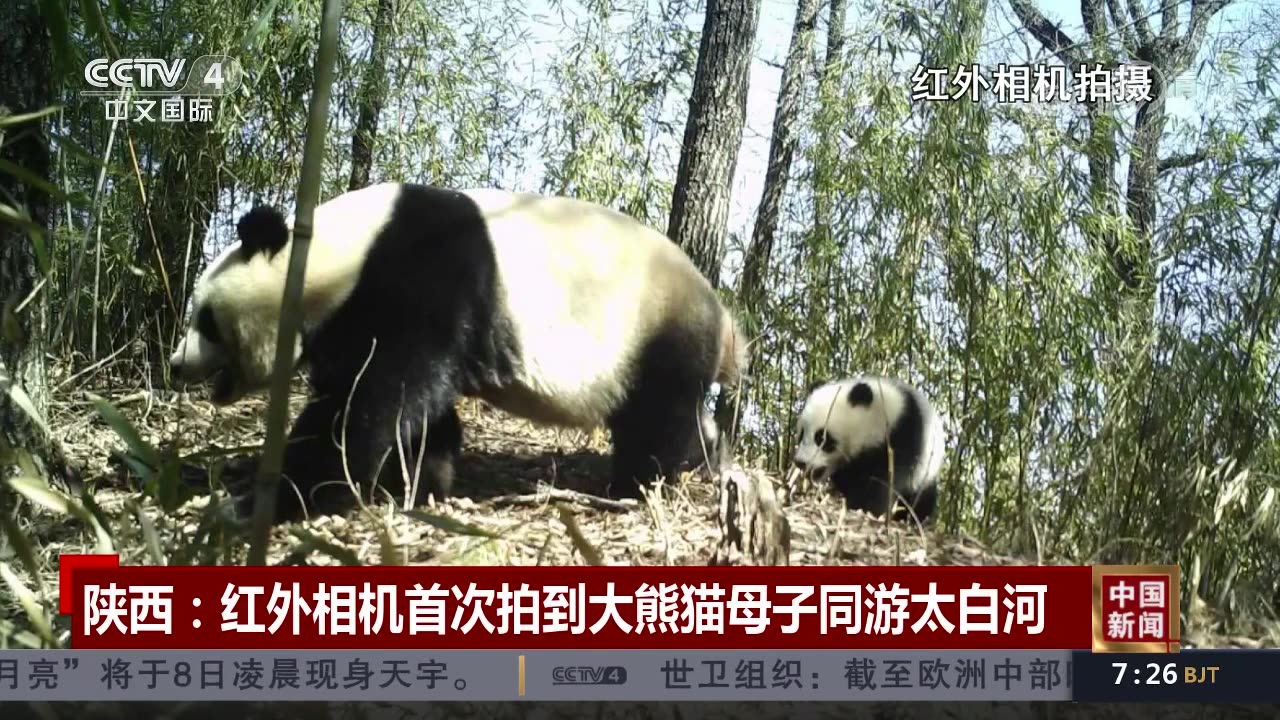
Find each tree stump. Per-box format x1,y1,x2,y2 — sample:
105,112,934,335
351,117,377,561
711,463,791,565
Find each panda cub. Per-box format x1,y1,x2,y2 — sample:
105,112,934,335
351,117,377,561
789,375,945,523
169,183,748,522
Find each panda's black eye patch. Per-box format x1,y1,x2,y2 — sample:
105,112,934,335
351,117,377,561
813,429,837,453
196,306,221,343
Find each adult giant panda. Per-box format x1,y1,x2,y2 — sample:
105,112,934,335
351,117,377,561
169,182,748,522
787,375,945,524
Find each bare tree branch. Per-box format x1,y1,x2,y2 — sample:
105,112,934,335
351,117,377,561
1106,0,1139,54
1006,0,1083,66
1157,149,1211,176
1125,0,1155,47
1173,0,1235,74
1081,0,1106,47
1160,0,1180,40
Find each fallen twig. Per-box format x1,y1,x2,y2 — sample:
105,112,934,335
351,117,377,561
488,488,639,512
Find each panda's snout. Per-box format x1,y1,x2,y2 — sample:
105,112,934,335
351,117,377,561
169,355,193,384
794,457,830,483
168,342,211,384
168,345,194,379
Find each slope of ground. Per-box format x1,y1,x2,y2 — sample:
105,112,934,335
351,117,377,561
2,365,1275,653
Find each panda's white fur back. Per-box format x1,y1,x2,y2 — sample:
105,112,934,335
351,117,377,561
461,188,709,428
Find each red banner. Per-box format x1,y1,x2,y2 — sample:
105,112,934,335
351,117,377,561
62,556,1093,650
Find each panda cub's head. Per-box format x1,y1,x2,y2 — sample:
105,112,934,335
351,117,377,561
791,376,908,483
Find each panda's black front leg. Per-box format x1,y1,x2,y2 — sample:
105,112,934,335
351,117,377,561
278,391,360,521
893,480,937,524
232,391,350,524
239,386,431,524
304,375,461,517
829,460,894,519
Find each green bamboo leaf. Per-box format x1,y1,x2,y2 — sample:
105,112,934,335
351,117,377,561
0,158,76,205
79,0,121,61
240,0,286,54
0,105,61,129
0,562,56,647
401,508,503,539
0,510,45,597
6,476,74,516
107,0,132,27
88,393,161,469
7,476,115,553
48,131,113,170
2,377,52,439
77,489,117,554
0,617,49,649
287,529,362,566
126,499,167,566
0,204,50,275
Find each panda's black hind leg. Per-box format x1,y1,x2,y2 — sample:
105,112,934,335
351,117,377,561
606,309,724,497
892,480,938,525
607,396,705,498
401,402,463,507
605,366,714,497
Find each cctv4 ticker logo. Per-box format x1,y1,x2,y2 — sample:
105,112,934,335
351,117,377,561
82,55,244,97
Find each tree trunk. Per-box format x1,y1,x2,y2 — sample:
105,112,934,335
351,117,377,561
0,0,74,488
802,0,847,385
736,0,820,317
1005,0,1234,305
348,0,396,192
666,0,762,285
811,0,846,241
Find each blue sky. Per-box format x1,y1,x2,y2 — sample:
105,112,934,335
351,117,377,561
205,0,1265,269
736,0,1261,230
501,0,1264,241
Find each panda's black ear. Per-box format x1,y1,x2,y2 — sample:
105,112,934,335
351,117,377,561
805,378,826,396
237,205,289,258
847,381,874,407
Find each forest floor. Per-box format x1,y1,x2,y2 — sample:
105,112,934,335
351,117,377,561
4,363,1278,657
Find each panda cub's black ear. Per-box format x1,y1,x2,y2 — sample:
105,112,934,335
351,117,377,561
805,378,827,396
847,381,874,407
236,205,290,259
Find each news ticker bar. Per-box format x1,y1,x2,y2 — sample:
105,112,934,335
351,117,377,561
0,649,1275,702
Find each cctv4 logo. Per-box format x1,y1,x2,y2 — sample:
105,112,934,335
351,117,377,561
550,666,628,685
84,57,230,94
